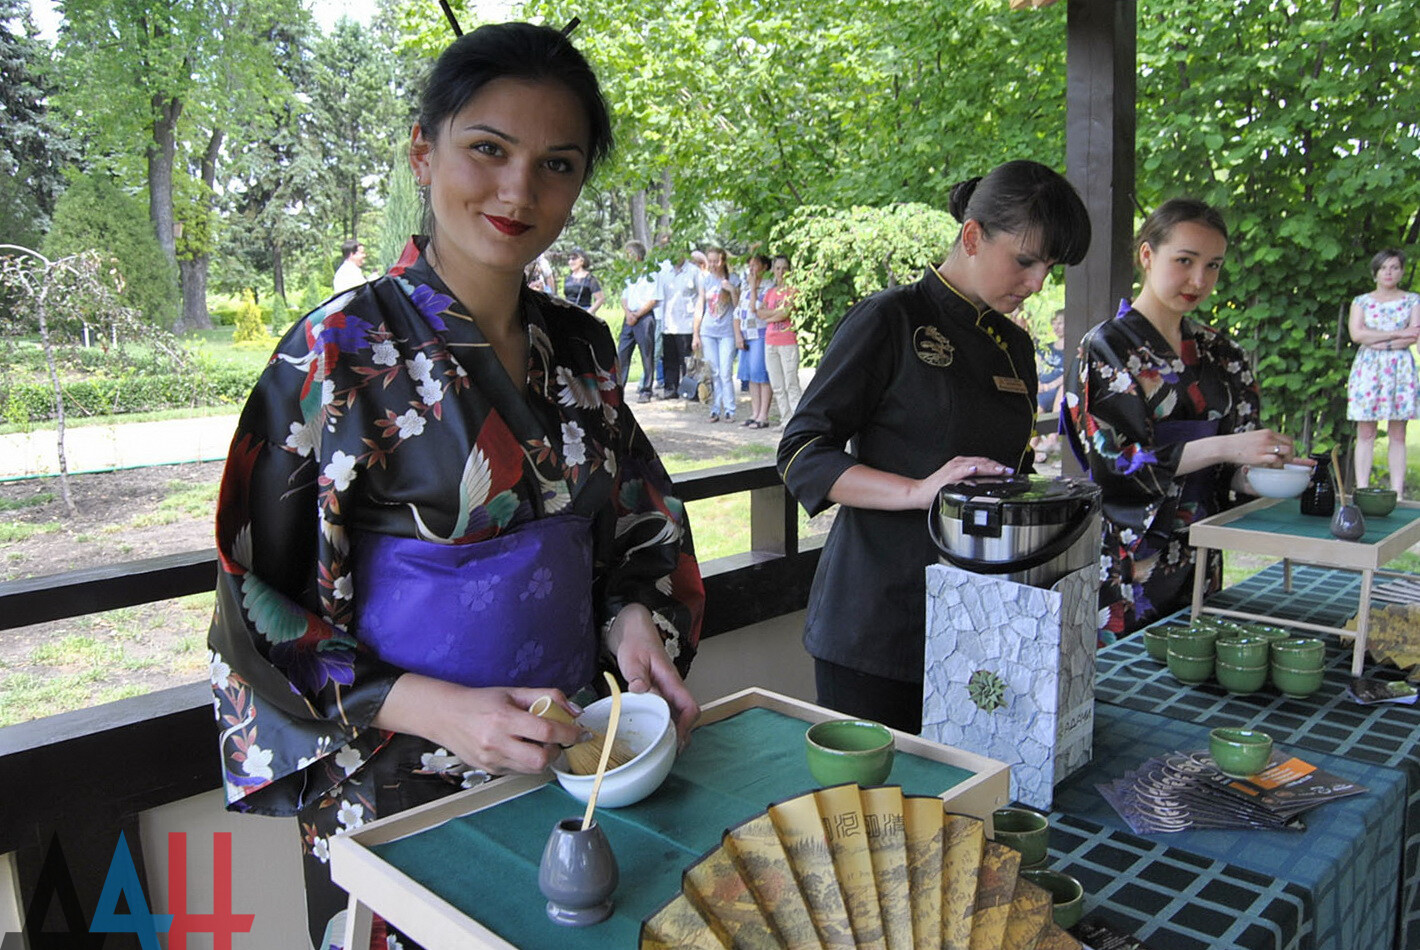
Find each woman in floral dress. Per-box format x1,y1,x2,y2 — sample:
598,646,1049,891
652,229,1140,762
207,24,703,948
1347,249,1420,494
1066,199,1302,639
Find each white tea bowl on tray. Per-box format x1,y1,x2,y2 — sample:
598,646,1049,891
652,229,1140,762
1246,463,1310,499
550,691,676,808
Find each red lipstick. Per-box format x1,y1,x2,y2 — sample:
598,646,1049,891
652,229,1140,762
485,214,531,236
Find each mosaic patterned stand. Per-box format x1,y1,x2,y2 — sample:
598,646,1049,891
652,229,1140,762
1100,563,1420,949
923,561,1097,810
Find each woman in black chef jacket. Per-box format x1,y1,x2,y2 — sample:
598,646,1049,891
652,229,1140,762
776,160,1091,733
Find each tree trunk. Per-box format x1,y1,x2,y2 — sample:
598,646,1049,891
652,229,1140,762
149,95,182,264
630,189,650,247
35,284,75,514
178,258,210,331
176,127,225,331
273,239,286,300
655,170,673,239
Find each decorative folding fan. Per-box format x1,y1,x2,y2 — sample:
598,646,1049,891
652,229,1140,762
640,785,1081,950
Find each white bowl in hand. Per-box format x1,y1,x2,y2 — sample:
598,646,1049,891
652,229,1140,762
1246,462,1311,498
549,691,676,808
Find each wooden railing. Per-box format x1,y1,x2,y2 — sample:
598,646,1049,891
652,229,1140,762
0,459,822,934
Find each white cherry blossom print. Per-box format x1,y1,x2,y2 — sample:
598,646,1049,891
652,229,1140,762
417,377,444,406
371,340,398,366
334,746,365,776
324,451,358,491
394,409,427,440
321,379,335,406
406,352,435,383
242,744,274,780
209,651,232,690
285,421,316,457
561,420,587,466
333,573,353,600
337,800,365,830
311,836,330,865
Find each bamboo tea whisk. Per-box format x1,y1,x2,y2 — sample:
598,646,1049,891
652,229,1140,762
530,692,635,776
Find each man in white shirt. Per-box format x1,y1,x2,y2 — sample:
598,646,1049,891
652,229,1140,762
333,240,367,293
617,241,661,403
657,243,704,399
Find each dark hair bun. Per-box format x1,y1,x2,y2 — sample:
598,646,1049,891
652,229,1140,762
948,177,983,222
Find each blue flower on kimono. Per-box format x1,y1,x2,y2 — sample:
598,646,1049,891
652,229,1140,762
269,637,356,696
408,283,452,330
1113,443,1157,476
318,313,375,354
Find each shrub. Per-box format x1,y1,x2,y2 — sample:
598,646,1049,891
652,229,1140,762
0,366,260,423
232,290,272,345
768,203,962,364
42,173,181,329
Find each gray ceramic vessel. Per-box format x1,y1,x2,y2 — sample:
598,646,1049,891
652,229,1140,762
539,817,619,926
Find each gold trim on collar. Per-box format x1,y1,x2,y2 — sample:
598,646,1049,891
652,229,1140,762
930,267,986,317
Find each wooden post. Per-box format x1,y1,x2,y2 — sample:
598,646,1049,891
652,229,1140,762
1063,0,1136,472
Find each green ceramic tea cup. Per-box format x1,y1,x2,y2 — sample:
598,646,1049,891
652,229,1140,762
1141,628,1170,662
992,807,1049,869
1215,659,1268,694
804,719,895,786
1021,868,1084,930
1271,664,1324,698
1166,650,1214,684
1216,635,1271,667
1271,637,1324,661
1209,727,1273,778
1168,627,1218,658
1354,487,1397,517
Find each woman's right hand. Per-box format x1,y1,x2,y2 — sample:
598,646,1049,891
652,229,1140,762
374,675,584,776
912,456,1015,509
1227,428,1299,468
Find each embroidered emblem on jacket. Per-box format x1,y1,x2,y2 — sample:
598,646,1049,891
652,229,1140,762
914,326,954,366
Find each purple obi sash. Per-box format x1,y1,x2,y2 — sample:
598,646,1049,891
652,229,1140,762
351,514,597,695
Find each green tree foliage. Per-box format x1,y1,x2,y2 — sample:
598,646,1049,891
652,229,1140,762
0,0,76,249
43,174,180,329
370,139,422,274
1136,0,1420,451
769,204,962,356
310,19,407,243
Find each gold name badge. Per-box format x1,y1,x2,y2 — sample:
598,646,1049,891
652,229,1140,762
994,375,1028,395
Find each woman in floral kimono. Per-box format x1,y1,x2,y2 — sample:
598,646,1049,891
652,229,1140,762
1065,198,1301,639
208,23,704,948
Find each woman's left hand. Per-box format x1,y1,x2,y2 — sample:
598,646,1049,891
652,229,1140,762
607,604,701,747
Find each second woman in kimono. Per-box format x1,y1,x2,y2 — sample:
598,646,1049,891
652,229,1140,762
1066,198,1300,638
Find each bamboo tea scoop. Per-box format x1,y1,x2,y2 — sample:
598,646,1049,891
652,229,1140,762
529,694,635,775
582,672,623,831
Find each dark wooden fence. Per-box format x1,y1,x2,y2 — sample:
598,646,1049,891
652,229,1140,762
0,459,821,941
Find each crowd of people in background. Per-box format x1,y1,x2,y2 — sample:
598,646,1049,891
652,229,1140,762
523,238,803,428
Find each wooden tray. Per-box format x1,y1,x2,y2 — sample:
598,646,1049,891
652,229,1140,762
329,686,1011,949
